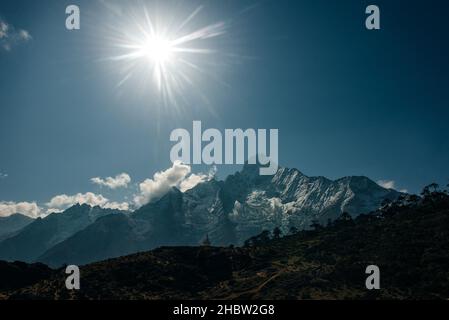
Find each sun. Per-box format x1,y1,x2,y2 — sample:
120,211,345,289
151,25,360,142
104,5,229,107
141,36,173,64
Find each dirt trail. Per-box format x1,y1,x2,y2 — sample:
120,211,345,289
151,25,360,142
225,261,294,299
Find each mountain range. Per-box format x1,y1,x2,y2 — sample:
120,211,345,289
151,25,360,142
3,189,449,300
0,164,401,267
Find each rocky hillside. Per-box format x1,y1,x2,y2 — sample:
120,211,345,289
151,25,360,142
3,189,448,300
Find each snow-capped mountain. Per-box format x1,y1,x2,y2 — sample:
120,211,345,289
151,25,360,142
223,165,400,243
35,164,401,267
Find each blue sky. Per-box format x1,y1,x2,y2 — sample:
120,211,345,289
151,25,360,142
0,0,448,216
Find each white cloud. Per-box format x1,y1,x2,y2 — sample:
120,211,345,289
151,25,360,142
18,29,31,41
377,180,408,193
0,164,213,218
0,201,41,218
45,208,63,215
102,201,130,211
179,166,217,192
1,187,130,219
0,19,32,51
133,161,214,207
0,21,8,38
91,173,131,189
0,172,7,179
179,173,208,192
46,192,129,212
46,192,108,209
377,180,396,189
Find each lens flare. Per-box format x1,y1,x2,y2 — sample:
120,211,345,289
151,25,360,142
104,4,229,108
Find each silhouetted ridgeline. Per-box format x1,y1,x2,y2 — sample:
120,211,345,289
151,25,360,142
1,186,448,300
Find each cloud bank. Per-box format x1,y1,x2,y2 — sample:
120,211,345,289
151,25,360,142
0,164,214,218
46,192,129,212
133,161,214,207
91,173,131,189
0,193,130,218
0,201,41,218
0,19,32,51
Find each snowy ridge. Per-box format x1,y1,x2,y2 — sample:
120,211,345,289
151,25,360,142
146,164,402,245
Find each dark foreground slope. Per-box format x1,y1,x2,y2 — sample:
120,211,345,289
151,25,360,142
2,190,449,300
0,261,53,299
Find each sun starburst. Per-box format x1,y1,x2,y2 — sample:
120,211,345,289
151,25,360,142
105,4,229,108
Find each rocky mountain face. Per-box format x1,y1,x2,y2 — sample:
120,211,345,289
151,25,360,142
223,165,401,243
0,214,34,241
0,205,124,262
35,164,400,267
